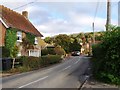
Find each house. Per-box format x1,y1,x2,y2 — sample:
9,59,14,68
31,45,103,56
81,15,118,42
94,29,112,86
37,38,47,49
0,5,43,57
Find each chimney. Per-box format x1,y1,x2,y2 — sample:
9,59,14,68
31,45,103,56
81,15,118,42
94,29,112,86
22,11,28,18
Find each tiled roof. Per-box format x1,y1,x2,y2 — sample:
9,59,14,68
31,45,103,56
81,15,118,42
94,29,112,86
0,5,43,37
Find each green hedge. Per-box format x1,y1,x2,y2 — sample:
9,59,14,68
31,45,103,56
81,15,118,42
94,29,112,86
41,46,66,56
18,55,62,69
18,56,41,70
92,26,120,85
41,55,62,66
41,48,56,56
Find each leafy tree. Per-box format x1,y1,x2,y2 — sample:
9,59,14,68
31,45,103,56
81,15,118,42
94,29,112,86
44,37,53,44
69,39,81,52
54,34,71,53
5,28,19,69
11,45,19,69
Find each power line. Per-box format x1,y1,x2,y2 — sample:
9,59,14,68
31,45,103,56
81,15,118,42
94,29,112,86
13,0,37,10
92,1,99,44
93,1,100,22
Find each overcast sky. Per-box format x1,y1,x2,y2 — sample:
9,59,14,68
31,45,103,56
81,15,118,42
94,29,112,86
0,0,119,38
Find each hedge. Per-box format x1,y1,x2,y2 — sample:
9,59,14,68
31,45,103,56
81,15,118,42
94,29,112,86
18,56,41,70
92,26,120,85
41,55,62,66
41,48,56,56
17,55,62,70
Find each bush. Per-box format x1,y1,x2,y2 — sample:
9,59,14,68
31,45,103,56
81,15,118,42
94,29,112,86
54,46,66,55
41,49,48,56
41,55,62,66
17,55,62,69
18,56,41,70
92,26,120,85
41,48,56,56
47,48,56,55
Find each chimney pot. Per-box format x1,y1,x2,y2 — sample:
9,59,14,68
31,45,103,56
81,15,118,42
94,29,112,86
22,11,28,18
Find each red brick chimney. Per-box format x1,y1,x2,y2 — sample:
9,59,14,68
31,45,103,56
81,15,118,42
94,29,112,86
22,11,28,18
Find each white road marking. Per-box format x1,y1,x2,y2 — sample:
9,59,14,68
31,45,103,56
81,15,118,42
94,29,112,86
61,66,71,71
18,76,48,88
47,67,54,71
74,61,79,64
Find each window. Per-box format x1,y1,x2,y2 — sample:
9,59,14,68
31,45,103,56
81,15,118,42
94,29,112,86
34,37,38,44
17,31,22,42
28,50,40,57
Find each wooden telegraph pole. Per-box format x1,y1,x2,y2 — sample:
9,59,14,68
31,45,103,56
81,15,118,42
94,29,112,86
106,0,111,31
92,22,95,44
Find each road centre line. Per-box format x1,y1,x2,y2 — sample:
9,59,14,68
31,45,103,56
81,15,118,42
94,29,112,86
18,76,48,88
61,65,71,71
74,61,79,64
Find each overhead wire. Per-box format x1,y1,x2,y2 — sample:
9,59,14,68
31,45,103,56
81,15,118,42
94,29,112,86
93,1,100,22
13,0,38,10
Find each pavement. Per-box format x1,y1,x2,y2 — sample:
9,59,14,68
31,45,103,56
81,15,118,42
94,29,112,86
1,56,90,89
81,77,120,90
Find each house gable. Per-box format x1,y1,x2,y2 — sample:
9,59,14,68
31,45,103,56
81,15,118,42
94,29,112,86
0,5,43,37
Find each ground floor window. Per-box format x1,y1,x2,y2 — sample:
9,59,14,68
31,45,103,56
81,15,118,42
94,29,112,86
28,50,41,57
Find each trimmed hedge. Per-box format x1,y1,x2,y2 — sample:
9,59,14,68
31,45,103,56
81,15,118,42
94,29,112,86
41,48,56,56
18,55,62,70
18,56,41,70
41,55,62,66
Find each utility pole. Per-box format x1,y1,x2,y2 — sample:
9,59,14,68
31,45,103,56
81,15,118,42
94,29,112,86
106,0,111,31
92,22,95,44
118,1,120,26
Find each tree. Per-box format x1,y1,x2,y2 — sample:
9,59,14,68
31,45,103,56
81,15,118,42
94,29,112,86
11,45,19,69
69,39,81,52
54,34,71,53
44,37,53,44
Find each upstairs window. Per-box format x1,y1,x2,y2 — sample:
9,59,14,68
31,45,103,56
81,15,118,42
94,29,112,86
34,37,38,45
17,31,22,42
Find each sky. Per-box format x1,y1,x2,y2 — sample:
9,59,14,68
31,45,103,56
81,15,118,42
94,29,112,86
0,0,119,38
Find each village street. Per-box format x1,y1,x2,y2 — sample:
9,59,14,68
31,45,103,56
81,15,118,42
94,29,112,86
2,56,90,89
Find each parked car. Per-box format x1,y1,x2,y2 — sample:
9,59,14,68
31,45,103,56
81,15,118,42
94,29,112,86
71,51,80,56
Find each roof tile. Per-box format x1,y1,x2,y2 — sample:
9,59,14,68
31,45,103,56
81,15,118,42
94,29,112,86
0,5,43,37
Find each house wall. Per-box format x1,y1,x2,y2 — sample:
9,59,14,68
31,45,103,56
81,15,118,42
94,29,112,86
17,32,27,56
37,37,47,49
0,22,6,46
36,37,42,56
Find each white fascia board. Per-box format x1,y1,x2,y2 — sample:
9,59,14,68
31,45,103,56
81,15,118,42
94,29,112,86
0,18,9,28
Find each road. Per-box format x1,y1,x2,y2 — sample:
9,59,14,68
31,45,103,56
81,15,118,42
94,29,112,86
2,56,90,89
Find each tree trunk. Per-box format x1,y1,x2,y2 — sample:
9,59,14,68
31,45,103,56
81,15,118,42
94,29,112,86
12,58,15,69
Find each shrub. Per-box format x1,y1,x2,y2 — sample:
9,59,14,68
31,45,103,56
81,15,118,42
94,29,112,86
41,48,56,56
18,56,41,70
41,49,48,56
92,26,120,85
54,46,66,55
41,55,62,66
47,48,56,55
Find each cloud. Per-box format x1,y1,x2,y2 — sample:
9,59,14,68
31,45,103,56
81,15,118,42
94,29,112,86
0,1,118,38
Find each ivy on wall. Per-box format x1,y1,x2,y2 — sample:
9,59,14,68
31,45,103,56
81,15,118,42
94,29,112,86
5,28,17,51
26,33,35,45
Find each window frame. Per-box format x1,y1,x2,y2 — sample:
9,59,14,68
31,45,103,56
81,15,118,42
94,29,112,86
17,31,22,42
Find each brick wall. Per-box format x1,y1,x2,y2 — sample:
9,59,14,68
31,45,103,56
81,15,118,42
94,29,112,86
0,22,6,46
